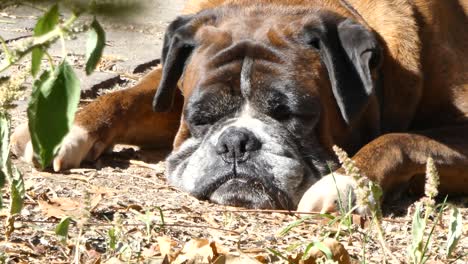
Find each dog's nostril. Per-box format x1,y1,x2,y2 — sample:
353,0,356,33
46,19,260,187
215,127,261,162
245,137,261,152
215,142,228,154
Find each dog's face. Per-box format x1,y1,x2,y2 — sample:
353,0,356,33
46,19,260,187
153,5,381,209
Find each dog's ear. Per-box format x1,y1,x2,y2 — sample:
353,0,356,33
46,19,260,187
304,18,381,124
152,15,196,112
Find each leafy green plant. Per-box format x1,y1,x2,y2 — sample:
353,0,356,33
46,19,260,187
0,112,25,239
275,148,465,263
55,216,72,245
332,145,395,262
85,18,106,74
302,241,333,260
131,206,166,240
446,207,462,258
266,247,293,263
27,60,81,168
409,198,448,264
31,3,60,77
0,0,137,239
407,157,464,264
106,212,124,253
279,214,331,237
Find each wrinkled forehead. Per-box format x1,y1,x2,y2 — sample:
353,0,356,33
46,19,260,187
181,6,326,103
195,5,324,43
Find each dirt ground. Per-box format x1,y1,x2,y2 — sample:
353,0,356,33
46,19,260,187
0,1,467,264
1,63,467,263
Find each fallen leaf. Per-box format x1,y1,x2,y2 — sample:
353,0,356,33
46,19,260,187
288,238,351,264
84,249,101,264
0,241,36,256
352,214,369,229
225,254,262,264
173,239,228,264
104,257,124,264
125,204,143,212
142,243,159,258
38,197,81,218
37,195,101,219
89,185,116,197
90,194,103,210
0,208,8,217
157,236,176,261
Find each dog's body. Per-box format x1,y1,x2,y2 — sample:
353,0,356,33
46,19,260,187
12,0,468,211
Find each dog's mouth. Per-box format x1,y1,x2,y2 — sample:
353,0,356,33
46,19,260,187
206,173,294,210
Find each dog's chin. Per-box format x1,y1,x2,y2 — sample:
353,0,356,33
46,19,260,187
209,179,274,209
208,178,292,209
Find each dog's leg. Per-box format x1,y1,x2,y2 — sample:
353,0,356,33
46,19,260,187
11,66,183,171
298,125,468,213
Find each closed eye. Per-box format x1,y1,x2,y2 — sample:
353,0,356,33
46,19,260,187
188,110,222,126
270,105,291,121
270,105,317,122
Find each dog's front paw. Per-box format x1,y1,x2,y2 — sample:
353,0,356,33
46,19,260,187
297,173,371,215
11,124,109,171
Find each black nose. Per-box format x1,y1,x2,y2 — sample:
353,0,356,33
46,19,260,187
216,127,261,163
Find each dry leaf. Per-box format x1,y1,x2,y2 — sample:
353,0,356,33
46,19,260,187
0,208,8,217
90,194,103,210
142,243,160,258
352,214,369,229
299,238,351,264
157,236,177,261
0,241,36,256
66,174,93,182
89,185,116,197
173,239,229,264
84,249,102,264
104,257,124,264
37,195,101,219
225,254,262,264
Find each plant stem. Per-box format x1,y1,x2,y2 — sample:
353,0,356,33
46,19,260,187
0,13,78,73
73,227,83,264
420,198,448,263
0,35,13,62
59,33,67,58
44,51,55,71
372,212,400,263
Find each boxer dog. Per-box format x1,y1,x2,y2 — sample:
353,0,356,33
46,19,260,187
12,0,468,212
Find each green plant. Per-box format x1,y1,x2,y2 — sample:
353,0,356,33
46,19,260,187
408,157,464,264
131,206,166,240
0,0,142,239
0,252,7,264
302,241,333,261
1,112,25,239
446,207,462,258
332,145,394,262
55,216,72,245
107,212,124,253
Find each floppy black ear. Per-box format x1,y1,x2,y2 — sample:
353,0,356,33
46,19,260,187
152,15,196,112
305,18,381,124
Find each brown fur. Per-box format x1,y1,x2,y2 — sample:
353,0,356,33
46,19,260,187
75,66,183,149
12,0,468,197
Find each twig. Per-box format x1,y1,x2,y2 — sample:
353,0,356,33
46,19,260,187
215,208,319,215
5,35,32,43
129,159,161,171
125,173,165,187
215,208,409,223
15,218,241,235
